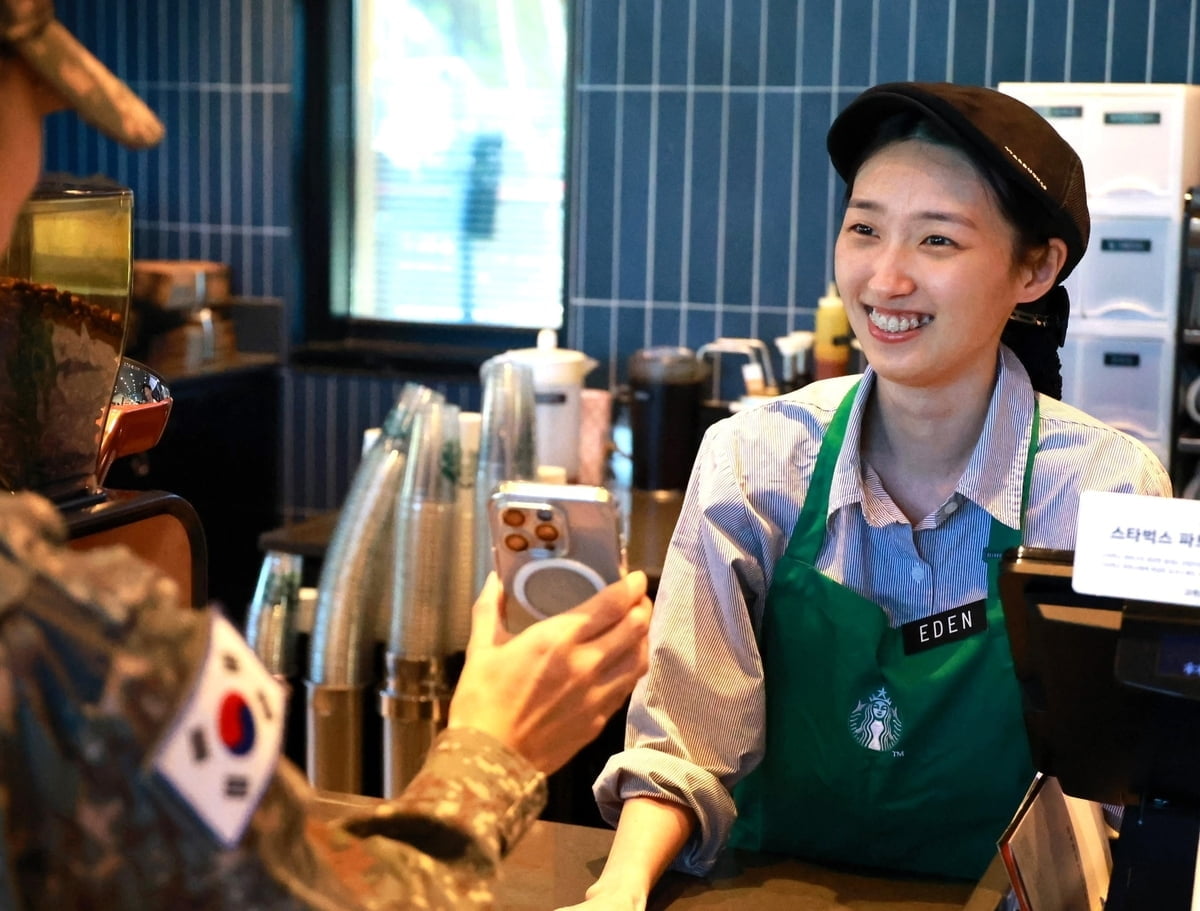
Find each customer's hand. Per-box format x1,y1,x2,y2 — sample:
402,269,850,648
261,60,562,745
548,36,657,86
448,571,651,775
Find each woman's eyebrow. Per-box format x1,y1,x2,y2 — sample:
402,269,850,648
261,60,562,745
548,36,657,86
846,197,978,229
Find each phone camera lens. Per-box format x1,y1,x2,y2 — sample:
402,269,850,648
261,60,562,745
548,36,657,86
504,533,529,552
502,508,526,527
534,523,559,542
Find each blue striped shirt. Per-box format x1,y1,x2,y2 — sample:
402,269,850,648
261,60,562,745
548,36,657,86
593,346,1172,875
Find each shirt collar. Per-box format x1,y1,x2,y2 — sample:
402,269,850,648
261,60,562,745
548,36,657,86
959,346,1036,530
826,346,1036,530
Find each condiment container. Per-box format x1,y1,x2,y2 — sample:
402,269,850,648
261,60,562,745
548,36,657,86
813,282,851,381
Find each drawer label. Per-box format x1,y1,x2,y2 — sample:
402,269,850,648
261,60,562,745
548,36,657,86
1103,111,1162,125
1100,238,1153,253
1034,105,1083,119
1103,352,1142,367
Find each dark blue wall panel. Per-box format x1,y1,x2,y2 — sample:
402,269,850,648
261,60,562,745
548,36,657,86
42,0,1200,518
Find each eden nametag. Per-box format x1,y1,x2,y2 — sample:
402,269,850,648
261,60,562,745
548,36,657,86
901,600,987,655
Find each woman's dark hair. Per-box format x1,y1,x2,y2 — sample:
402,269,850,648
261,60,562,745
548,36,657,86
845,111,1066,398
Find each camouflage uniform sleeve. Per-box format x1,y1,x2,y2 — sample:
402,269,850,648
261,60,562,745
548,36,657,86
372,726,547,864
0,491,548,910
301,728,547,909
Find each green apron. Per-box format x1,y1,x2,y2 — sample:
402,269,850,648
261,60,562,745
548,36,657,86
729,382,1038,880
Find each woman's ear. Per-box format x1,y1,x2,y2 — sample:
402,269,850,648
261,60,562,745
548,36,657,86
1017,238,1069,304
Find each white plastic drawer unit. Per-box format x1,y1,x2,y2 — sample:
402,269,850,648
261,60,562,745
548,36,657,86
1059,327,1172,456
998,82,1200,217
1067,214,1182,322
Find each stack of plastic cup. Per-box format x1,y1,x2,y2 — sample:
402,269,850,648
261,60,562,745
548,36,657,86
471,358,538,603
382,397,461,797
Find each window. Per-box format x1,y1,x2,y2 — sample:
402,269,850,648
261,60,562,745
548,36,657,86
295,0,569,367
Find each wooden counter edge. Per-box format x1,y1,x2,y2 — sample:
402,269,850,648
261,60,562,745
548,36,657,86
962,855,1011,911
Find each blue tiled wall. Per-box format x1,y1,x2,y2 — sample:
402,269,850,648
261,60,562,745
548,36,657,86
45,0,295,304
568,0,1200,389
41,0,1200,516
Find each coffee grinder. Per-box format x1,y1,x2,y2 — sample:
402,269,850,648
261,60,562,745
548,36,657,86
0,175,207,605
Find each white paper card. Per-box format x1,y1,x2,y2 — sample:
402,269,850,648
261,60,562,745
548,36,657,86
1193,832,1200,911
998,773,1110,911
1073,491,1200,607
152,611,286,847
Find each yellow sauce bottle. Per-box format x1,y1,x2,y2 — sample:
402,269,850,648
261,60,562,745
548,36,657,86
813,282,850,381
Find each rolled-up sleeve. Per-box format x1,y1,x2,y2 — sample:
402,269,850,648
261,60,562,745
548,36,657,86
593,408,811,875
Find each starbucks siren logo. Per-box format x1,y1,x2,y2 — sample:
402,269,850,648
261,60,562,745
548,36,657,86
848,686,903,752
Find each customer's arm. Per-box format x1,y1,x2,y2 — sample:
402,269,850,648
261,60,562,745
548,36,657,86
0,494,651,911
326,572,653,880
449,571,653,776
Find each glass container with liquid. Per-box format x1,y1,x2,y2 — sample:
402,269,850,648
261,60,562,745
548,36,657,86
0,175,133,501
628,346,710,493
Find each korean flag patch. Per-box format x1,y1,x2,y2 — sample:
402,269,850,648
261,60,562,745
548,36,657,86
152,611,286,847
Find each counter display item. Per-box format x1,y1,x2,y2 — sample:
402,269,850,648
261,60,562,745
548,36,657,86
628,346,709,493
775,329,815,391
495,328,597,482
129,259,238,376
0,277,124,494
0,176,133,500
303,370,548,799
813,282,851,381
379,398,462,798
306,382,442,795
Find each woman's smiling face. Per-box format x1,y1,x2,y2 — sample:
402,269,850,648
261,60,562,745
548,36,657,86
834,137,1052,395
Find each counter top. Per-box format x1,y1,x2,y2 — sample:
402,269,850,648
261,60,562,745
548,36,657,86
310,793,1009,910
499,820,1009,911
156,351,279,385
258,508,340,559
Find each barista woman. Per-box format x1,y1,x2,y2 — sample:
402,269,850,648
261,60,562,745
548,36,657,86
573,82,1173,908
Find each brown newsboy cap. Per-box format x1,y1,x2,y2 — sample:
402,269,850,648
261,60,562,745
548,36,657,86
1,0,164,148
826,81,1090,283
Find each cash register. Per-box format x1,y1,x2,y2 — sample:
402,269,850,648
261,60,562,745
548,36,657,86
1000,545,1200,909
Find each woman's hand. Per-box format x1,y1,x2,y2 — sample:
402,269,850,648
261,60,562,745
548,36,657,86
447,570,652,775
553,796,697,911
553,881,647,911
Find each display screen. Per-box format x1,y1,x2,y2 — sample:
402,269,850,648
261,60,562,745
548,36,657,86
1155,633,1200,679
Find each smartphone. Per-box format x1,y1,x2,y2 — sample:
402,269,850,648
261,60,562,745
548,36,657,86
489,481,625,634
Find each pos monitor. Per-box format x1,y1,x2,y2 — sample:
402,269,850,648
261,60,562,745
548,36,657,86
999,546,1200,910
